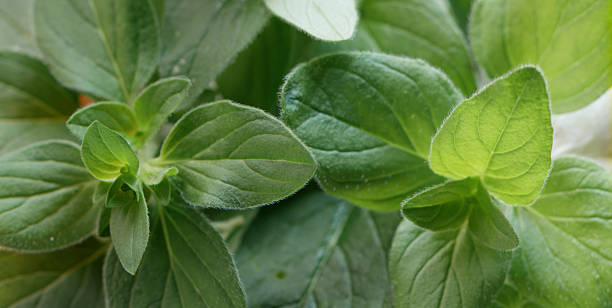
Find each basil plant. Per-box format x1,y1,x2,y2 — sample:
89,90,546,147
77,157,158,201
0,0,611,307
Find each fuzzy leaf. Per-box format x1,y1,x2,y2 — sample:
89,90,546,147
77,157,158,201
470,0,612,113
160,0,269,105
390,220,511,308
81,121,140,181
133,77,191,143
34,0,160,101
0,238,107,308
104,205,245,307
264,0,357,41
0,51,77,155
497,157,612,307
66,102,136,140
236,190,391,307
0,141,98,251
281,52,461,210
429,66,553,206
158,100,315,209
109,188,149,275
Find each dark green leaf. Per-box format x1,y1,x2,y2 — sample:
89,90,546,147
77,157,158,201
390,220,511,308
160,0,269,104
157,100,315,209
237,191,390,307
81,121,140,180
470,0,611,113
497,157,612,307
217,18,312,115
0,51,77,155
316,0,476,95
0,238,107,308
281,52,460,210
104,204,245,307
133,77,191,143
0,141,98,251
109,186,149,275
448,0,474,34
66,102,137,140
35,0,160,101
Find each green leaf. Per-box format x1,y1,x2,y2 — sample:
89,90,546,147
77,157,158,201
66,102,137,140
105,176,139,208
109,187,149,275
0,238,107,308
104,204,246,307
316,0,476,95
0,141,98,251
0,0,39,56
402,179,475,231
217,17,312,115
403,179,519,250
81,121,140,180
281,52,460,210
497,157,612,307
205,208,259,253
93,182,111,237
470,0,612,113
160,0,269,105
264,0,358,41
148,179,172,206
133,77,191,144
0,51,77,155
429,66,553,206
390,219,511,308
236,190,390,307
10,257,106,308
158,100,315,209
34,0,160,101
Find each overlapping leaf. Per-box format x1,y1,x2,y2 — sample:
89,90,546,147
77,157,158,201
0,141,98,251
157,100,315,209
429,66,553,206
0,51,77,155
281,52,461,210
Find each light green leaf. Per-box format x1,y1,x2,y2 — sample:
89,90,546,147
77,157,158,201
390,219,511,308
264,0,357,41
66,102,137,140
281,52,461,210
217,17,312,115
140,163,178,186
470,0,612,113
0,238,107,308
104,204,246,307
34,0,160,101
158,100,315,209
315,0,476,95
109,187,149,275
497,157,612,307
236,190,390,307
429,66,553,206
0,51,77,155
0,0,39,56
160,0,269,105
133,77,191,143
403,179,518,250
0,141,98,251
105,176,139,208
81,121,140,181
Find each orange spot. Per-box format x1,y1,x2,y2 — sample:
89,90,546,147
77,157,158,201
78,94,95,107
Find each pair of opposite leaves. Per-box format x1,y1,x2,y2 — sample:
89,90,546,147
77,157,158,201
282,52,553,251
